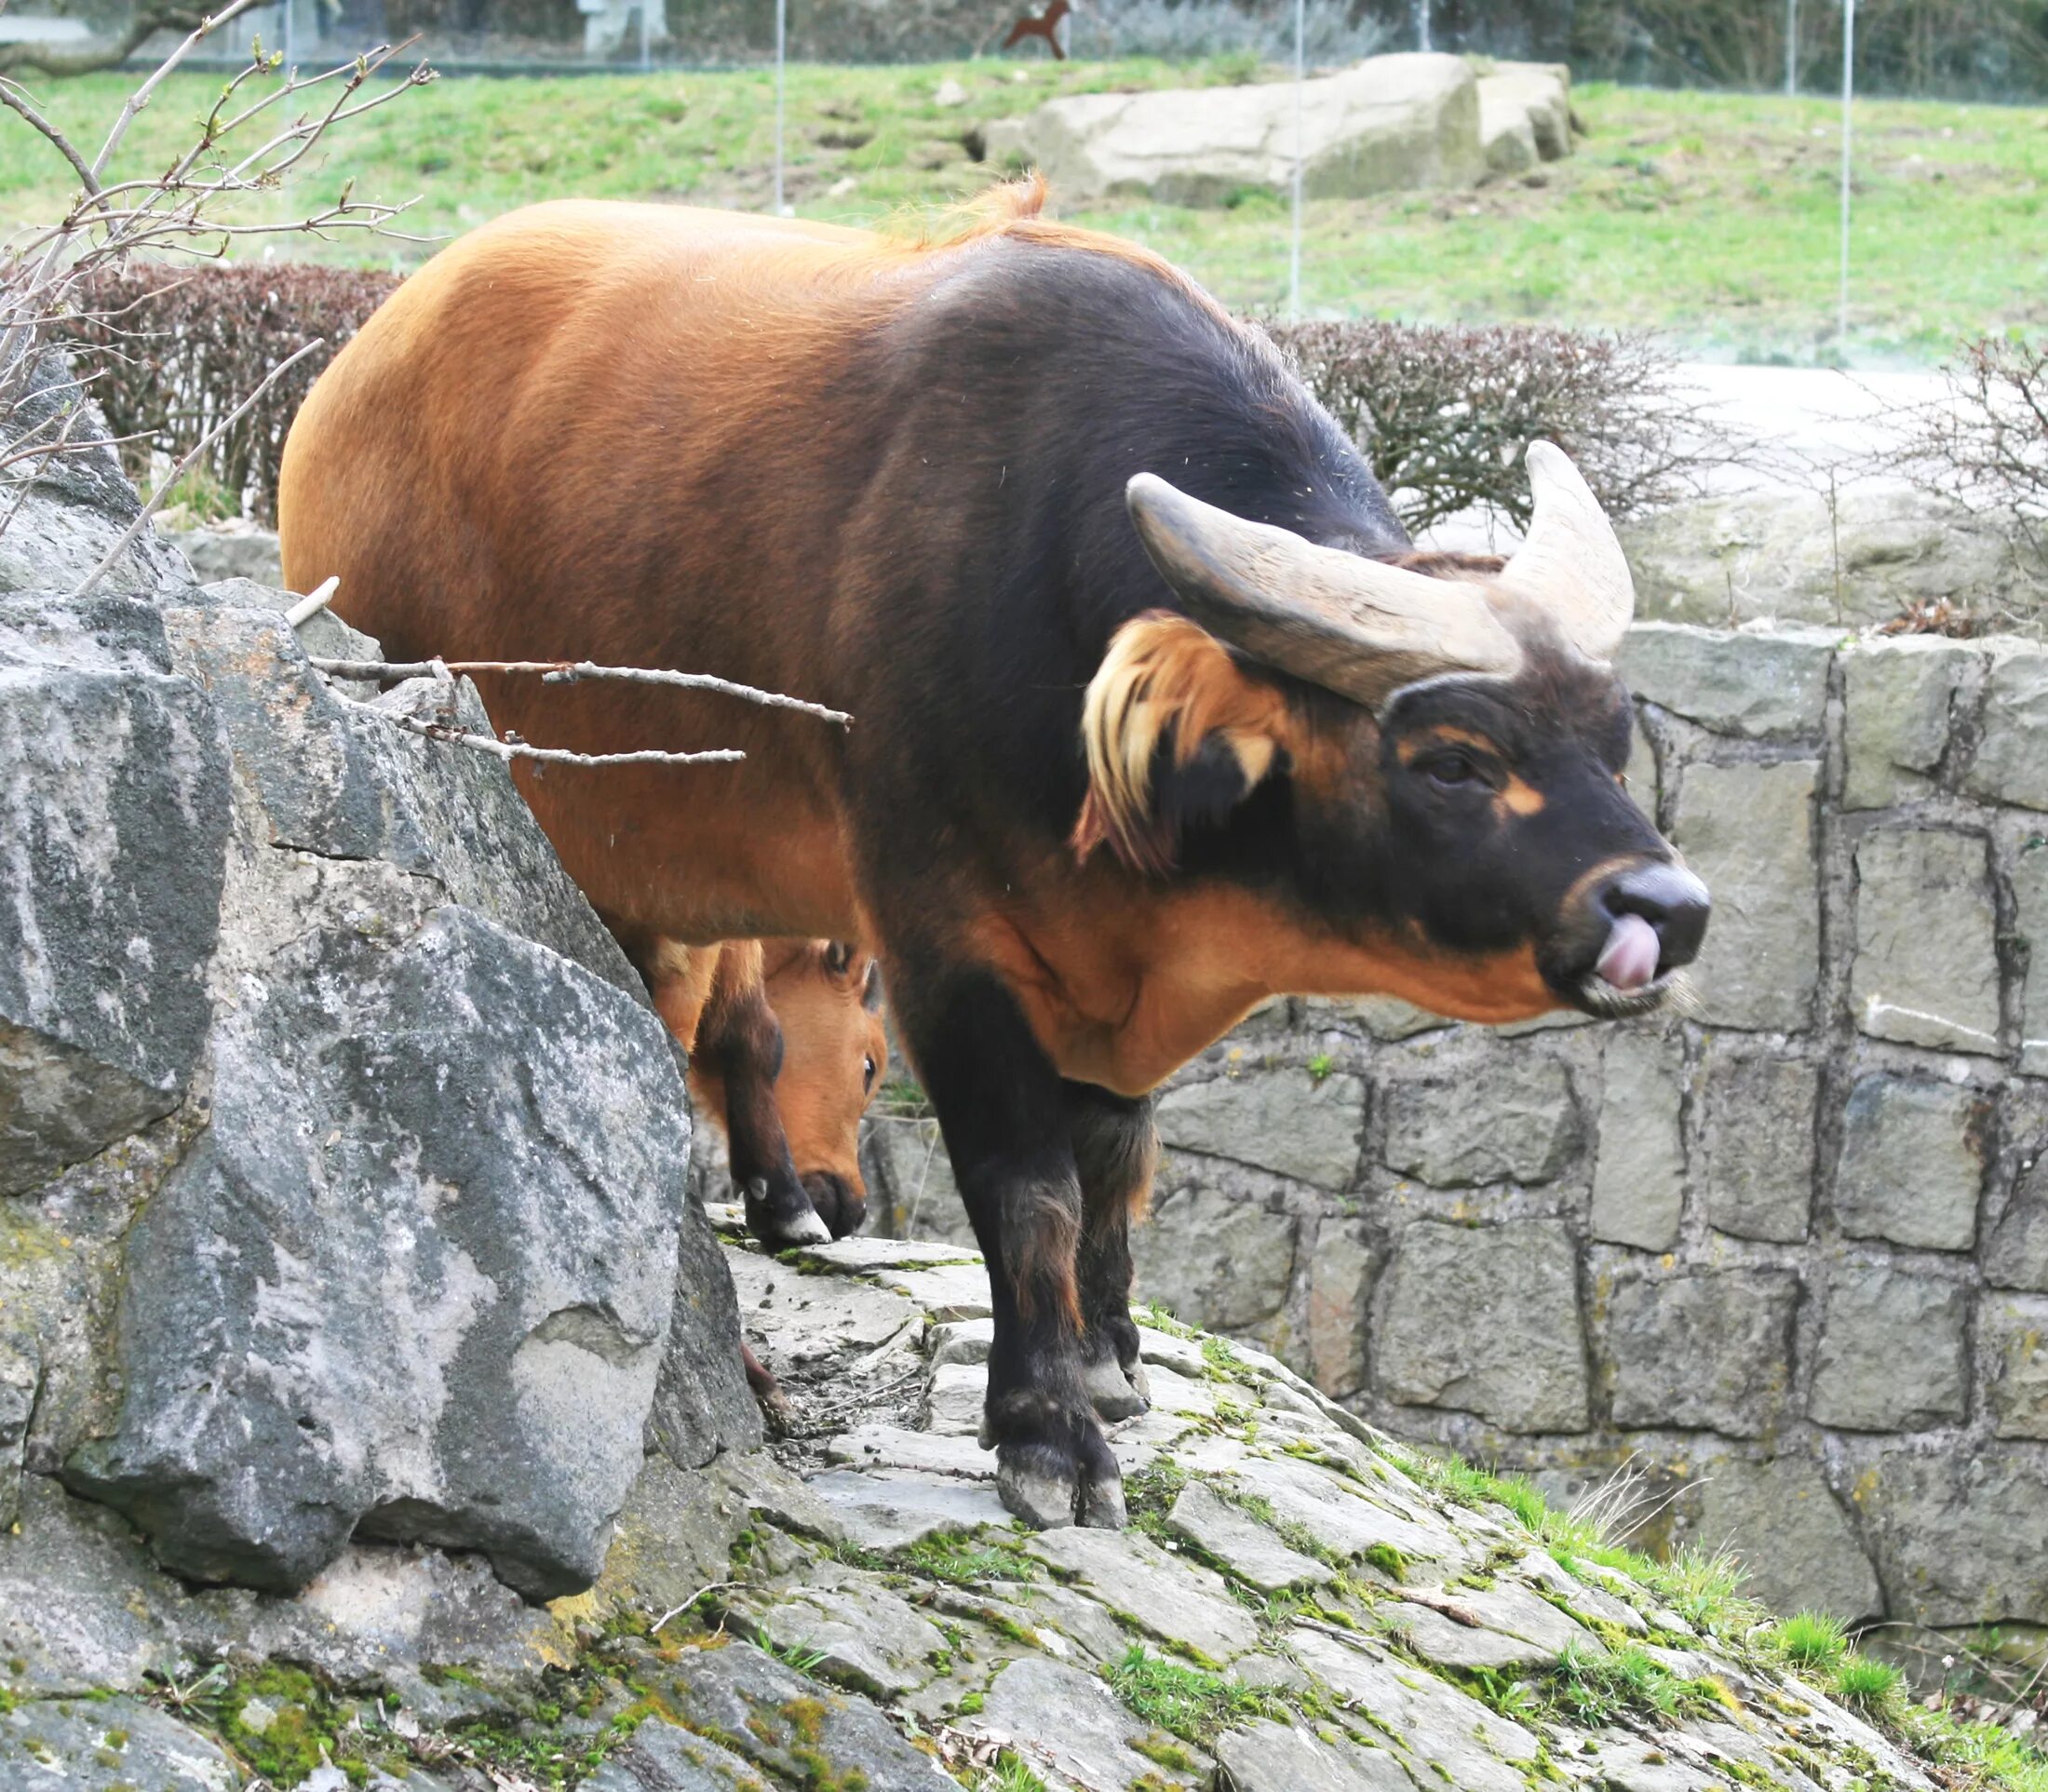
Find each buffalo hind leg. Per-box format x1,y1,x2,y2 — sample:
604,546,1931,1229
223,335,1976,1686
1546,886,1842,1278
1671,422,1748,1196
1070,1084,1156,1424
638,938,830,1250
895,961,1123,1529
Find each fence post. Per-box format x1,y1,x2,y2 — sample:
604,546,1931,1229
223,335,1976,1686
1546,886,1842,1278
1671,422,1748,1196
1838,0,1854,357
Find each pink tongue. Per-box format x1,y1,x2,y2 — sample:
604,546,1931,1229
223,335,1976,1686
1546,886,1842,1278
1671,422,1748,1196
1597,913,1661,991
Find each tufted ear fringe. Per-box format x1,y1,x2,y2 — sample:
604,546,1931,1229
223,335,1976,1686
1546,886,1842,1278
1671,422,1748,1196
1072,613,1288,877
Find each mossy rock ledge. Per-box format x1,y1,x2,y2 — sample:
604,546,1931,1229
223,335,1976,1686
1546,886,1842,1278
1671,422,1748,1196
1,1218,2014,1792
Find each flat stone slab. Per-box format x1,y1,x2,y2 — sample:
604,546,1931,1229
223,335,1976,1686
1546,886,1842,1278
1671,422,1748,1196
826,1424,994,1480
805,1237,981,1274
729,1253,926,1366
1167,1478,1333,1593
1213,1456,1463,1570
645,1642,956,1792
975,1655,1208,1789
924,1360,987,1435
875,1262,993,1320
751,1573,950,1697
1028,1525,1260,1664
803,1469,1012,1553
588,1717,776,1792
1386,1600,1559,1672
0,1695,239,1790
1215,1717,1420,1792
929,1316,994,1368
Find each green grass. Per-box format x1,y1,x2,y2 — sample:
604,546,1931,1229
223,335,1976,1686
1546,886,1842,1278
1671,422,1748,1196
1100,1644,1285,1745
1769,1610,1851,1674
1831,1652,1907,1718
7,61,2046,358
1535,1642,1732,1729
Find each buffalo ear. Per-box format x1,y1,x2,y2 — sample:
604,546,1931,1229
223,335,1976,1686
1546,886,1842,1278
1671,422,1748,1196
1072,612,1289,876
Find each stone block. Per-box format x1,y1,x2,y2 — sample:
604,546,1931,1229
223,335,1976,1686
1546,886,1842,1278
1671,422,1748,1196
1856,1446,2048,1626
977,1657,1206,1792
1700,1052,1819,1244
1677,1454,1881,1623
1841,635,1972,810
985,53,1483,206
1589,1032,1687,1252
1154,1064,1366,1189
1604,1269,1799,1436
1300,992,1453,1040
1669,759,1820,1031
1834,1075,1988,1252
1965,643,2048,813
1984,1294,2048,1440
1810,1268,1969,1432
1373,1219,1589,1431
1133,1181,1298,1334
1305,1219,1374,1399
1988,1154,2048,1293
2014,834,2048,1079
63,910,693,1600
1852,827,2001,1056
1616,624,1833,739
0,1694,238,1791
0,596,230,1194
1381,1054,1579,1187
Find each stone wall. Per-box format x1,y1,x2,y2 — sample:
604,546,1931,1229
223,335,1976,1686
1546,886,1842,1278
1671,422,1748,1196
864,620,2048,1648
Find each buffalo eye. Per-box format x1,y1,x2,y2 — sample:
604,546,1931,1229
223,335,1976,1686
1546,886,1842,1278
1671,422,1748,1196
1418,750,1486,791
863,1054,878,1093
823,941,856,978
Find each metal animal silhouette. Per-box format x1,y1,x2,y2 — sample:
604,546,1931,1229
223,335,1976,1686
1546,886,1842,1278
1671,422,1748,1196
1003,0,1071,59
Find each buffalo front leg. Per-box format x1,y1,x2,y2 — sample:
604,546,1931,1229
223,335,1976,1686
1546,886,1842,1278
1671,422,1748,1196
1069,1083,1156,1424
895,962,1124,1529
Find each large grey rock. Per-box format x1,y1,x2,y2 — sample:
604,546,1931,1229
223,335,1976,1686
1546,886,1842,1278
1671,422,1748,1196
0,351,194,600
1984,1293,2048,1440
164,519,284,586
1834,1075,1987,1252
1987,1153,2048,1292
977,1656,1208,1790
1381,1055,1579,1186
2013,833,2048,1079
1671,1453,1882,1623
1476,61,1571,175
1589,1031,1687,1252
1699,1052,1818,1243
1841,635,1974,810
0,1333,34,1529
1810,1267,1969,1431
1669,759,1820,1031
1154,1064,1365,1189
1619,484,2042,631
645,1642,956,1792
1374,1219,1588,1431
1134,1180,1299,1333
1605,1269,1799,1437
650,1190,766,1471
1852,827,2001,1056
1965,643,2048,813
1167,1477,1331,1593
0,1694,237,1791
0,595,229,1193
1617,624,1834,739
588,1718,775,1792
752,1570,950,1697
63,909,690,1598
1856,1446,2048,1626
984,54,1483,206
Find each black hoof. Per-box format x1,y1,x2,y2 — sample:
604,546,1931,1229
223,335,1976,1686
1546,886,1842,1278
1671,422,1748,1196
991,1428,1125,1529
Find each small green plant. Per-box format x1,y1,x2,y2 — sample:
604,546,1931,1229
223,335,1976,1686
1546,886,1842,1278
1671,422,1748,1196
1648,1545,1758,1637
762,1639,831,1676
1537,1644,1727,1729
1831,1654,1906,1718
1101,1646,1283,1745
899,1532,1038,1586
1306,1053,1335,1083
1769,1611,1849,1673
990,1747,1048,1792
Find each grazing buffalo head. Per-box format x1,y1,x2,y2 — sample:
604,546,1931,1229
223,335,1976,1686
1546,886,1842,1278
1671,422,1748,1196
761,939,888,1237
1075,442,1707,1023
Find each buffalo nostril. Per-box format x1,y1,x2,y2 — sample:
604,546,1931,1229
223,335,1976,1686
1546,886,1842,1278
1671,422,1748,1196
1600,863,1711,970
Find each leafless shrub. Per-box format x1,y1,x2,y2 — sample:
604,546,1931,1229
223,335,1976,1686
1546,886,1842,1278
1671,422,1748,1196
1260,317,1735,537
1880,337,2048,553
0,0,434,557
67,263,405,522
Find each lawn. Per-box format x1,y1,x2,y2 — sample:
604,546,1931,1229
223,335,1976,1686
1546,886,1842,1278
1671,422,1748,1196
6,55,2046,360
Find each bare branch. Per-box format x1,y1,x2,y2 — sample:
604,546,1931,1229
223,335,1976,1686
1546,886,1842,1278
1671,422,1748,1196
0,79,101,196
372,711,747,770
308,657,855,726
70,336,323,599
286,576,340,628
92,0,264,183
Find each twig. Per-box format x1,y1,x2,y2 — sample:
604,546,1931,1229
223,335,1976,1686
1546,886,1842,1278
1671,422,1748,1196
285,575,339,627
69,336,322,599
91,0,263,184
651,1580,744,1634
307,657,853,726
374,709,745,770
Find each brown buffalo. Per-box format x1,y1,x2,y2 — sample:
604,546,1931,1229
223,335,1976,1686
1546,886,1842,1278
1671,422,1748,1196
278,179,1707,1529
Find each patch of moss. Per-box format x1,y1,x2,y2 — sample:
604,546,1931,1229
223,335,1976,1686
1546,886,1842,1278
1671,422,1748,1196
1132,1731,1200,1772
1361,1543,1408,1583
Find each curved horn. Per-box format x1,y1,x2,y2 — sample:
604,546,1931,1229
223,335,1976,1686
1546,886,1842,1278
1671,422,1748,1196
1125,473,1522,707
1498,440,1636,663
